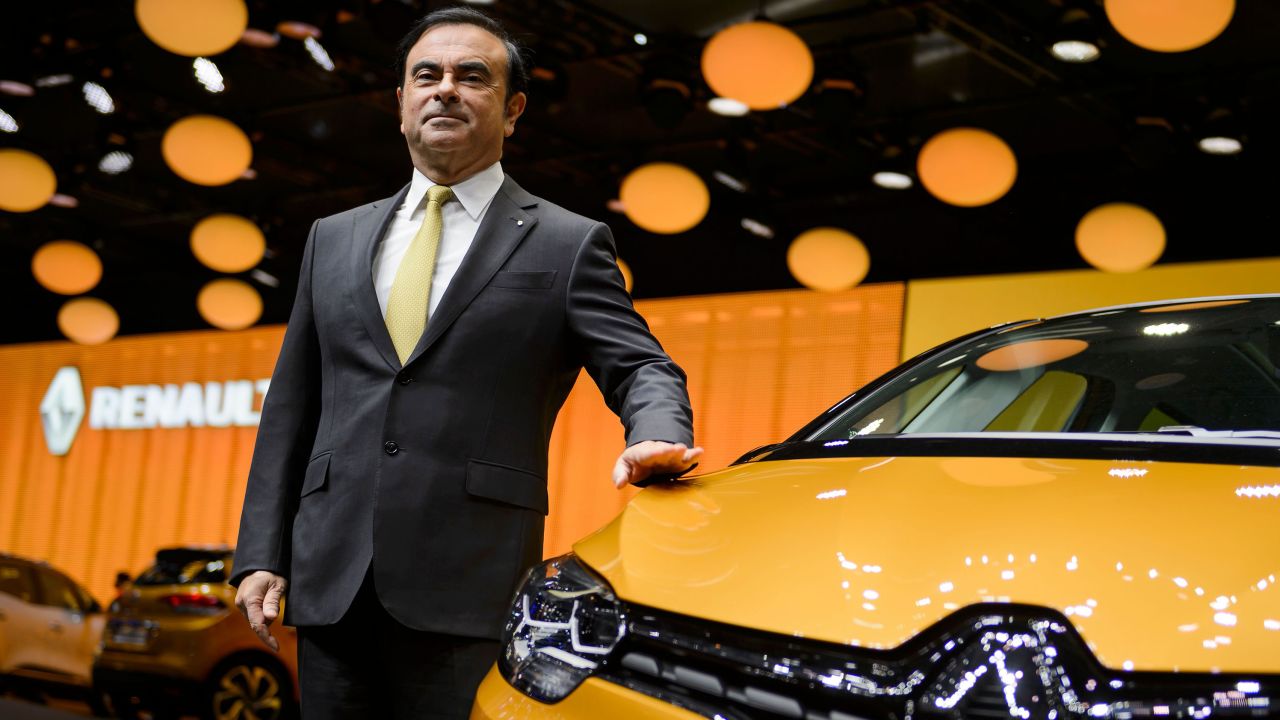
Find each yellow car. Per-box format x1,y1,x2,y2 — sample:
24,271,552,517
93,546,298,720
474,295,1280,720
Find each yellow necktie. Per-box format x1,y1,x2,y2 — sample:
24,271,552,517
385,184,453,364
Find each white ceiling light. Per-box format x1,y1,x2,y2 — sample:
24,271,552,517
740,218,775,239
35,74,74,88
98,150,134,174
304,37,335,72
708,97,750,117
713,170,748,192
193,57,226,93
872,171,913,190
0,80,34,96
634,33,648,46
82,81,115,114
250,269,280,287
1198,136,1243,155
1051,39,1101,63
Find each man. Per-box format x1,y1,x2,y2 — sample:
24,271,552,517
231,7,701,718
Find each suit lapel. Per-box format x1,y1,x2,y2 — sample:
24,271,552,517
350,183,410,372
404,175,539,367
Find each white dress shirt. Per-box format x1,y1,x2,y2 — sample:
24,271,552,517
373,161,505,321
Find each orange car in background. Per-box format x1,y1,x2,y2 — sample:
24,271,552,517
94,546,298,720
0,553,107,712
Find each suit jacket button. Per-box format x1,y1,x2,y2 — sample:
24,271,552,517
384,441,399,455
397,373,412,385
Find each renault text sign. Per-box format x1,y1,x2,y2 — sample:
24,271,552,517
88,379,270,429
40,366,270,455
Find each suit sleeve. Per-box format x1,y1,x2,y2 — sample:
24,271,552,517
566,222,694,446
230,220,323,587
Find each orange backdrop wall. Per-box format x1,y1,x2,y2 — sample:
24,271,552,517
0,283,904,604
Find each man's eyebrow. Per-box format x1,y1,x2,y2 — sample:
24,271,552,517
457,60,492,75
408,59,493,76
409,59,441,76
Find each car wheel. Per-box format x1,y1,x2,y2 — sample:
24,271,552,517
205,656,295,720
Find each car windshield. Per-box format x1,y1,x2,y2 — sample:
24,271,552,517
809,298,1280,442
133,549,231,586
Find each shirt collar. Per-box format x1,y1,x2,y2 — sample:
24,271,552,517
405,161,505,221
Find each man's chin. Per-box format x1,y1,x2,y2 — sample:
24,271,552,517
417,130,467,149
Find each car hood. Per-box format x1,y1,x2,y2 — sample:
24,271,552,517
573,454,1280,673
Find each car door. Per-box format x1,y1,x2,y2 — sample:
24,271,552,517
0,559,40,674
31,566,96,684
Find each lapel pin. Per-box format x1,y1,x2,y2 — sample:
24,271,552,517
516,219,524,226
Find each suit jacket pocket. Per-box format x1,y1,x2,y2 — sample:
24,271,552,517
465,459,549,514
489,270,557,290
300,452,332,498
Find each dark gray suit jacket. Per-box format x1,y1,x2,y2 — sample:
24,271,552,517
231,175,693,639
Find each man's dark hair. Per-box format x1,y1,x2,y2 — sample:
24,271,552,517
394,6,529,100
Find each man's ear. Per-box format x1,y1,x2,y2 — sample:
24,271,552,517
396,86,404,135
503,91,527,137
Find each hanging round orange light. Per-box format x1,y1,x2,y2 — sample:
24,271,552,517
162,115,252,186
135,0,248,57
619,163,710,234
617,258,634,293
1104,0,1234,52
0,149,57,212
917,128,1018,207
32,240,102,295
190,214,265,273
198,278,262,330
701,21,814,110
1075,202,1166,272
58,298,119,345
787,227,870,292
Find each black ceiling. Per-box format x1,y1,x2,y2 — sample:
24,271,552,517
2,0,1278,343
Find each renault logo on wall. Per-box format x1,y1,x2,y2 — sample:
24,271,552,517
40,367,86,456
39,366,272,456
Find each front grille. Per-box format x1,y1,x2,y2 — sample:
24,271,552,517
595,603,1279,720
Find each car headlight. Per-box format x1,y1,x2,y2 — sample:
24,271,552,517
498,554,626,703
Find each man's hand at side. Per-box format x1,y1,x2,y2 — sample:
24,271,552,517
612,440,704,489
235,570,288,651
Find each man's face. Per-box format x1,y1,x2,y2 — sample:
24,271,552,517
396,23,526,174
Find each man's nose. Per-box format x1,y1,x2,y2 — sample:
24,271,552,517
434,73,460,103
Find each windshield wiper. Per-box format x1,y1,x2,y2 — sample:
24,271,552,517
1153,425,1280,440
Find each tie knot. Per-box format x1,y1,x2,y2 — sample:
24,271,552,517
426,185,454,206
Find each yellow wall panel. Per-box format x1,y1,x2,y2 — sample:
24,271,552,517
0,284,905,603
542,284,905,556
903,257,1280,360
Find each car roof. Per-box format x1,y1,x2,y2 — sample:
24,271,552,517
0,552,50,568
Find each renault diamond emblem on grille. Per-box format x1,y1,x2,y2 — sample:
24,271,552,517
40,366,86,456
919,617,1078,719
